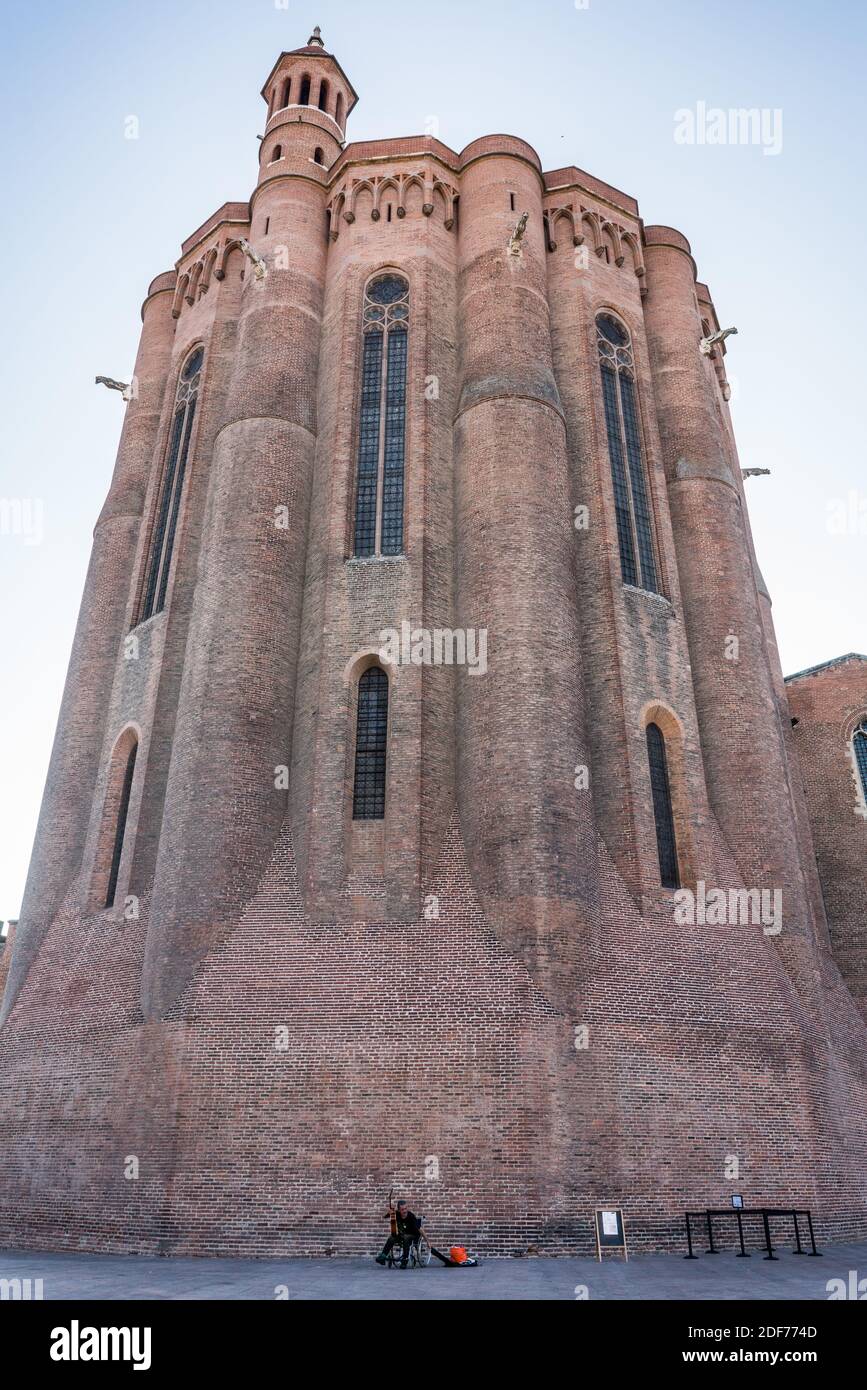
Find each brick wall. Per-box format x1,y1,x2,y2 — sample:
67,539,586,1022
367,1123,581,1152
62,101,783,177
1,38,865,1257
787,655,867,1019
0,819,864,1257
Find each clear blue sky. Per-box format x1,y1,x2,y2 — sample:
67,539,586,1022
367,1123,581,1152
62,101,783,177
1,0,865,922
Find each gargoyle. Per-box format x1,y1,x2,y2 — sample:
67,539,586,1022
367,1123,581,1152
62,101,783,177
95,375,133,402
239,238,267,281
700,326,738,355
508,212,529,257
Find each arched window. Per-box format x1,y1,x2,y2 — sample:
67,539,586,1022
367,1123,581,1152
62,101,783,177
271,144,283,162
138,347,203,622
335,92,345,129
299,74,311,105
313,147,325,166
646,722,679,888
318,79,330,112
280,76,291,108
352,667,389,819
597,313,660,594
105,738,138,908
854,720,867,801
353,274,409,557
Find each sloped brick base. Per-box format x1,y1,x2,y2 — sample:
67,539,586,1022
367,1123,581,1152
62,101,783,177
1,821,864,1257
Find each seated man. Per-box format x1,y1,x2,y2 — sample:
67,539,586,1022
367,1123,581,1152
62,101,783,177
376,1199,423,1268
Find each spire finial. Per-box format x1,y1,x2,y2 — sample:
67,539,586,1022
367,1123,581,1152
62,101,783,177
308,26,324,48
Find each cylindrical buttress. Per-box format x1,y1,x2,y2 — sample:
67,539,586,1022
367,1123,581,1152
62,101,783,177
1,279,176,1022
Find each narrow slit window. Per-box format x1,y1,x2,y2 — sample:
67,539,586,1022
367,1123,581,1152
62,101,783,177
105,741,137,908
352,667,389,819
597,314,660,593
646,722,679,889
352,274,409,557
138,347,202,623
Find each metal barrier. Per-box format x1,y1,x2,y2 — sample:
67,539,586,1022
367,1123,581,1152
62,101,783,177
684,1208,821,1260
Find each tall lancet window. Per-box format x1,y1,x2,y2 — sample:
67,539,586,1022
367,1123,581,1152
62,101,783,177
352,666,389,820
105,739,138,909
138,347,203,622
353,274,409,558
596,313,660,594
854,720,867,802
646,722,679,889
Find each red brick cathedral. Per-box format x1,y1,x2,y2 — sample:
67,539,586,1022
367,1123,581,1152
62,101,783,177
2,31,865,1256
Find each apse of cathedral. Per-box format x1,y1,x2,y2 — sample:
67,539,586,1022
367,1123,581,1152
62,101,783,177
1,29,865,1257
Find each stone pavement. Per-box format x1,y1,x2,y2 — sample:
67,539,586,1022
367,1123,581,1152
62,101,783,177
2,1241,864,1300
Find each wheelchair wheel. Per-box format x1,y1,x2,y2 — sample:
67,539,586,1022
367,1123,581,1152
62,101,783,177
415,1237,431,1267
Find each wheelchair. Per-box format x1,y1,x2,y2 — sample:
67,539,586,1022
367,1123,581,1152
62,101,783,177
386,1218,432,1268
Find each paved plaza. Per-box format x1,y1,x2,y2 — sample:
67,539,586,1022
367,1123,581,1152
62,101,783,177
2,1241,864,1301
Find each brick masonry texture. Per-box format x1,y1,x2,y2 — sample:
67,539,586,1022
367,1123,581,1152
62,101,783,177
0,34,865,1257
786,655,867,1021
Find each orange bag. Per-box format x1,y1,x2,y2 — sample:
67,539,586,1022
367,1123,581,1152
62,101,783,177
449,1246,468,1264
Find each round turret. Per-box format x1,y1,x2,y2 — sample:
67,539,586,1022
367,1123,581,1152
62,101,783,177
258,26,357,180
